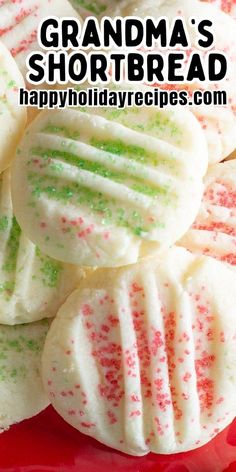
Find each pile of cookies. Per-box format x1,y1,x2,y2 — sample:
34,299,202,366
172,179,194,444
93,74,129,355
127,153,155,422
0,0,236,457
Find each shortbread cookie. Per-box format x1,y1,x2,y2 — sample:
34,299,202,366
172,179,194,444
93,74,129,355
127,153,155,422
179,161,236,268
0,169,88,324
11,91,208,267
0,40,26,173
42,247,236,456
107,0,236,163
0,318,50,432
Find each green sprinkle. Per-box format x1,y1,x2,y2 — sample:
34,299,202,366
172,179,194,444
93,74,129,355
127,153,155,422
30,147,171,199
72,0,106,14
2,217,21,272
0,216,8,231
133,226,148,236
10,368,18,378
132,183,168,197
35,247,62,288
0,281,15,296
7,80,16,88
42,124,80,140
91,138,159,166
145,112,181,139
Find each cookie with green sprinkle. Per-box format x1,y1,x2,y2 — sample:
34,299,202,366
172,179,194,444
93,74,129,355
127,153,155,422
12,83,208,267
0,170,89,324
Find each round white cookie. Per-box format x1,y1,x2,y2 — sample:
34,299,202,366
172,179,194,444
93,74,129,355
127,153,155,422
0,318,50,432
42,247,236,456
0,169,88,325
11,87,208,267
0,40,26,173
106,0,236,163
179,160,236,268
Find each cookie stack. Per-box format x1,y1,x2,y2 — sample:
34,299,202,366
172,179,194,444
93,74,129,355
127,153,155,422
1,0,236,458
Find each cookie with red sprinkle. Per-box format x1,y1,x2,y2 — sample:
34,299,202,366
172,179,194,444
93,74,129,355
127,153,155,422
42,247,236,455
106,0,236,163
179,160,236,268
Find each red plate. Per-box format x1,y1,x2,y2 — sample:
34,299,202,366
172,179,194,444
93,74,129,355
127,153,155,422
0,406,236,472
